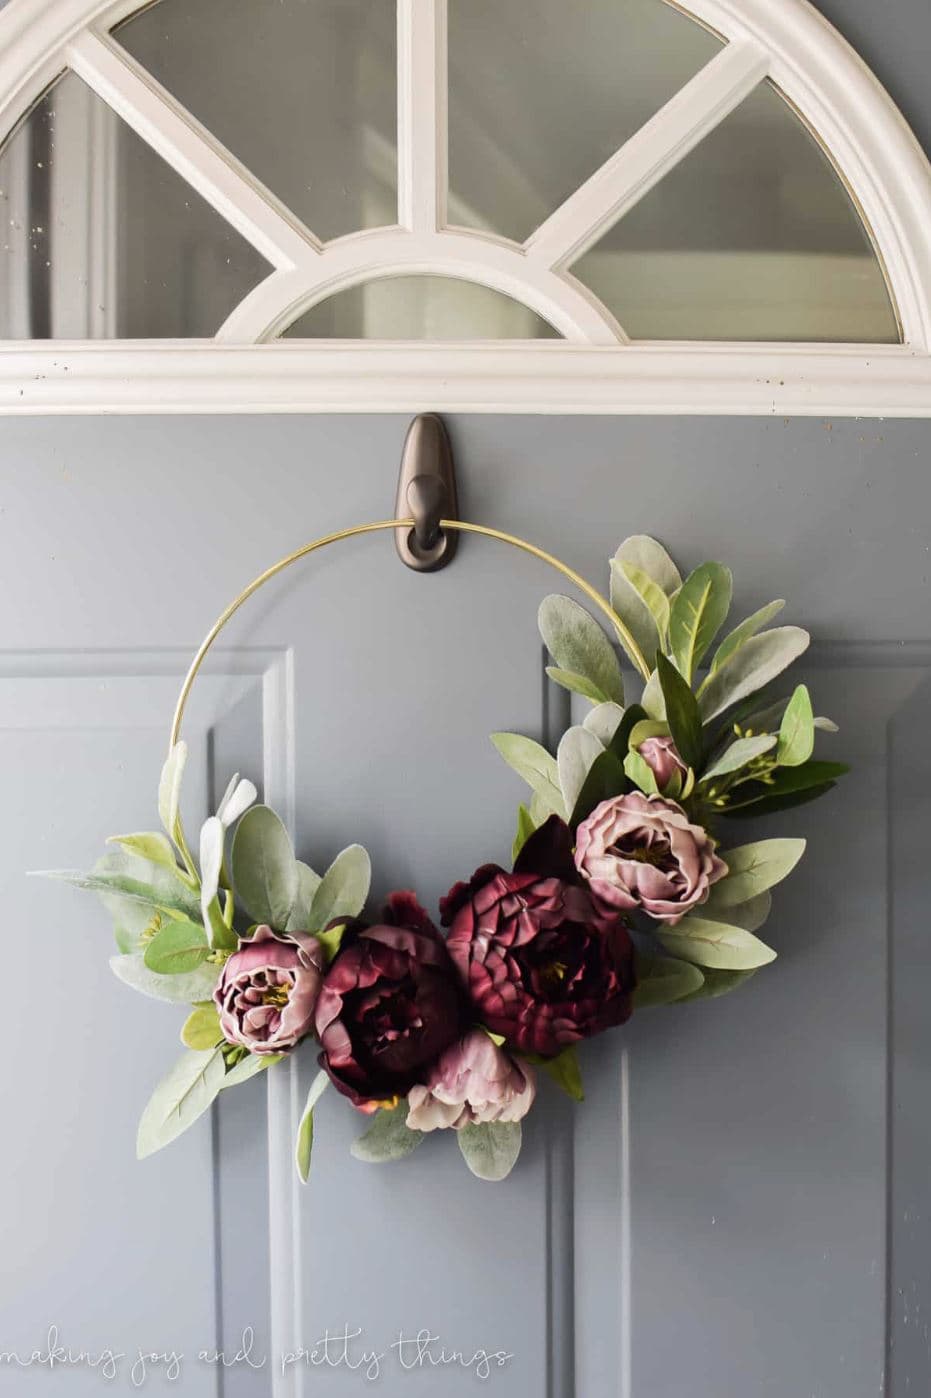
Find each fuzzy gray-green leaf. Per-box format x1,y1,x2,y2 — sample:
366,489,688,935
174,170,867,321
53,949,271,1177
458,1121,522,1181
710,599,786,674
309,845,371,931
230,805,297,929
491,733,566,818
538,595,624,706
350,1101,424,1164
698,627,811,723
701,734,776,782
137,1047,225,1159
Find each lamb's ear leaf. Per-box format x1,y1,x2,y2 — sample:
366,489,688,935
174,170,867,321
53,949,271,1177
137,1047,225,1159
350,1101,424,1164
491,733,566,818
110,951,220,1004
698,627,810,723
557,726,605,813
583,702,625,747
458,1121,522,1182
538,595,625,706
710,599,786,674
309,845,371,930
230,805,298,928
614,535,682,596
295,1070,330,1183
158,741,188,843
546,667,615,706
655,653,703,771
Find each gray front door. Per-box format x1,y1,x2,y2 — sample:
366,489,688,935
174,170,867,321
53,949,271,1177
3,413,928,1396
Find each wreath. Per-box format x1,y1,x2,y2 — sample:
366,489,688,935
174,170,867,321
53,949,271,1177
44,532,846,1183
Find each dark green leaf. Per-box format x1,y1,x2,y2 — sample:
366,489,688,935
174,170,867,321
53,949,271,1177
512,804,536,863
722,760,849,813
632,952,705,1008
721,782,837,818
569,749,628,826
656,652,703,771
678,966,758,1002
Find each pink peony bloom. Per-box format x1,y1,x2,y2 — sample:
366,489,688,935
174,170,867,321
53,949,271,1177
214,925,324,1055
575,792,727,925
406,1029,536,1131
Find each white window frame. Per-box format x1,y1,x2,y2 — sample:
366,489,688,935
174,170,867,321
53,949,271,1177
1,0,930,416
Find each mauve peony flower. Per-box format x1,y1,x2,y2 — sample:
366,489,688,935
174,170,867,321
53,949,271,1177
214,925,324,1055
406,1028,536,1131
574,792,727,925
315,892,466,1112
442,817,636,1057
638,734,687,790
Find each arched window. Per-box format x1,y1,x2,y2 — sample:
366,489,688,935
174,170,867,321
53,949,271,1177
0,0,929,412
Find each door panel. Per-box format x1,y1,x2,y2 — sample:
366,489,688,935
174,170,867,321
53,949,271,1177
2,415,929,1396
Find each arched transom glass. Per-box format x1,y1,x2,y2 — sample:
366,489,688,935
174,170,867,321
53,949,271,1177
0,0,909,347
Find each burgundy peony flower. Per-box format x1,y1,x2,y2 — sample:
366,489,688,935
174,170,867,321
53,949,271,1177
406,1028,536,1132
575,791,727,925
315,892,466,1112
638,734,687,790
442,817,636,1057
214,925,324,1055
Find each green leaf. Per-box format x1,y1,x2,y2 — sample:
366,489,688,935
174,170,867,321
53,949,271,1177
491,732,566,818
350,1101,424,1164
582,702,625,746
107,832,179,870
669,562,732,683
546,667,613,706
702,888,772,931
110,951,220,1004
710,600,786,674
714,838,806,905
614,535,682,596
286,860,322,933
698,627,811,722
309,845,371,931
678,966,758,1003
512,804,536,863
216,774,257,829
158,741,188,843
557,726,605,812
144,917,210,975
701,734,776,782
632,952,705,1008
618,561,671,643
37,851,201,921
777,684,815,767
658,917,777,970
198,815,235,952
541,1046,584,1102
230,805,298,928
295,1069,329,1183
656,652,703,771
220,1052,280,1090
538,595,624,706
721,760,849,813
624,748,659,794
181,1003,223,1049
458,1121,522,1182
569,749,628,826
640,667,666,720
315,921,348,962
610,556,660,676
137,1047,225,1159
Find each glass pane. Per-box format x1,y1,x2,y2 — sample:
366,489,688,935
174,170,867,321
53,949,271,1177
0,72,270,337
572,80,900,342
283,276,560,338
115,0,397,243
447,0,722,243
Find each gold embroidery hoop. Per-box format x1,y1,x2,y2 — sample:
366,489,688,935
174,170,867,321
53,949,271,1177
169,517,652,752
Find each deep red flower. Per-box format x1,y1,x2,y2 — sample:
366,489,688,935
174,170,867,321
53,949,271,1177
441,816,637,1057
315,891,466,1111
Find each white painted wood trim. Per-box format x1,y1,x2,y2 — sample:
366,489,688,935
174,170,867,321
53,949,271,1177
0,0,930,409
216,229,627,345
67,29,320,268
397,0,447,234
2,340,930,416
525,41,770,270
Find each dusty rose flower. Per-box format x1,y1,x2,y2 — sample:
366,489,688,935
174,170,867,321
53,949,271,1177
575,792,727,925
406,1028,536,1131
638,734,687,790
315,892,466,1112
214,925,324,1055
442,817,637,1057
